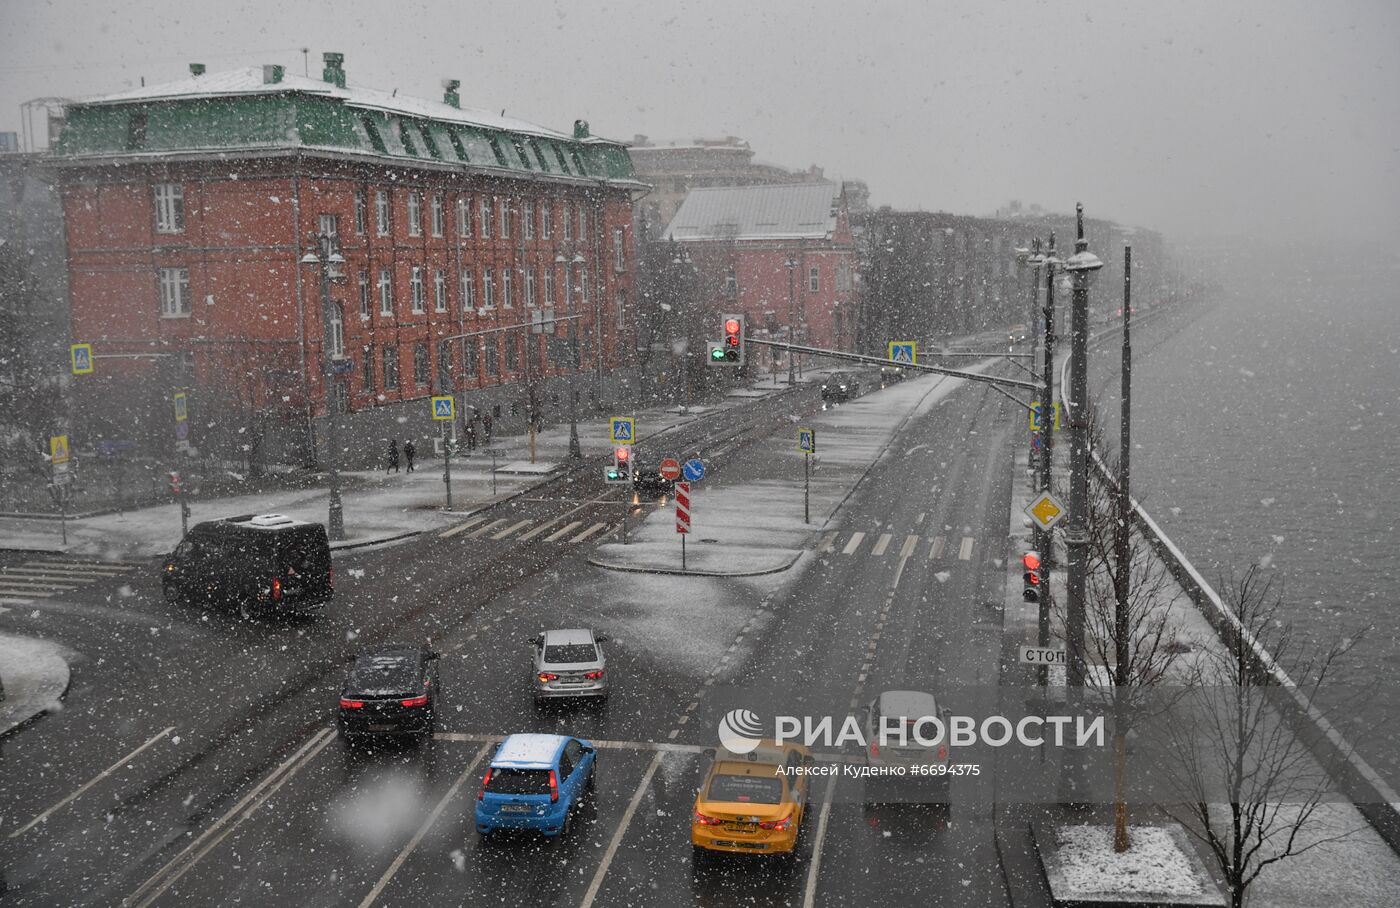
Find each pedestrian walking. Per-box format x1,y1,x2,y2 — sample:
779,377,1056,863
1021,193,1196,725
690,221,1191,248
386,440,400,473
482,412,493,443
464,418,477,452
404,439,417,472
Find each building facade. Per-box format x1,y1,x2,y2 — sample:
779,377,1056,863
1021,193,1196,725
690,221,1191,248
48,55,644,467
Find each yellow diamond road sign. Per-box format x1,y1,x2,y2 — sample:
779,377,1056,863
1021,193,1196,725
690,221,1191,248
1025,492,1067,530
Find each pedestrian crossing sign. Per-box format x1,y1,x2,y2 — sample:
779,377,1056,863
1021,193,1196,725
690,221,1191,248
797,427,816,453
431,396,455,421
173,392,188,422
50,435,70,466
1028,401,1062,432
610,416,635,445
70,343,94,375
888,341,917,365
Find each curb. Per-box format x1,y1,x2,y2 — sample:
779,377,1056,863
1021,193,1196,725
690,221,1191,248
0,640,74,739
329,529,424,551
585,550,803,578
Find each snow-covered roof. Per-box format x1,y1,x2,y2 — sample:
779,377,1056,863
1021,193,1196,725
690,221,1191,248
492,733,567,768
78,66,576,142
542,628,594,646
663,183,840,242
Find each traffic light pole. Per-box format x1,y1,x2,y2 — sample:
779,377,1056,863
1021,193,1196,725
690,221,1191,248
442,420,453,510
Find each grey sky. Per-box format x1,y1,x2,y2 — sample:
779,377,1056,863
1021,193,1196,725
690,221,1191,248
3,0,1397,246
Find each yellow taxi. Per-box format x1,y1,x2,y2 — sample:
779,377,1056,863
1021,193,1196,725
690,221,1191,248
691,739,812,857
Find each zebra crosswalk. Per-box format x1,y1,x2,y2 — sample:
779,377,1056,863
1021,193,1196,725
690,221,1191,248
0,558,144,609
438,514,619,545
817,530,982,563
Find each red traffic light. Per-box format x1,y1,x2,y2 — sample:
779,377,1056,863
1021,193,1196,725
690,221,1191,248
1022,551,1041,571
614,446,631,462
726,335,739,347
724,318,741,336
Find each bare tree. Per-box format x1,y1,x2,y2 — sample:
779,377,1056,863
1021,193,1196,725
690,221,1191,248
1160,566,1367,908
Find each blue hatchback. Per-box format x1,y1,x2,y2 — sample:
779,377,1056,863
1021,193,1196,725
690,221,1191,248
476,734,597,837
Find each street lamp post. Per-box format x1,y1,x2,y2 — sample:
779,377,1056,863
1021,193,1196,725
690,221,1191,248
1062,203,1104,691
671,245,693,409
785,255,798,385
556,253,583,459
300,234,346,541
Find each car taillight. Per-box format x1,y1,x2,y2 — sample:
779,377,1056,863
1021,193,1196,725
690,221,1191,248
479,768,492,801
339,697,363,709
759,815,792,830
270,577,282,601
584,670,605,680
401,694,429,707
538,672,558,683
549,770,559,803
693,811,722,826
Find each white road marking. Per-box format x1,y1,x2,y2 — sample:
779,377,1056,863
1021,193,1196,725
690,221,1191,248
438,516,487,539
929,536,946,560
516,517,565,542
490,519,532,540
123,728,335,908
0,590,52,599
871,533,893,556
841,532,865,555
899,534,919,559
958,536,975,560
464,518,508,539
544,520,583,542
801,775,839,908
10,726,176,839
357,742,492,908
580,752,664,908
0,579,80,590
570,522,610,544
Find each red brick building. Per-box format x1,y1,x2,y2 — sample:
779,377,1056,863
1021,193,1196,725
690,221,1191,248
661,184,859,368
48,55,644,465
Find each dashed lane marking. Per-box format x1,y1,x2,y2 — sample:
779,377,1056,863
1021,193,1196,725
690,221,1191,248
544,521,583,543
463,518,508,540
871,533,893,556
958,536,975,561
570,522,610,544
841,532,865,555
929,536,946,560
899,534,919,559
490,519,532,540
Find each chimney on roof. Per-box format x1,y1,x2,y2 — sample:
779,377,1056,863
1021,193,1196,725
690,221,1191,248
322,52,346,88
573,119,590,140
442,79,461,108
189,63,206,77
262,64,285,85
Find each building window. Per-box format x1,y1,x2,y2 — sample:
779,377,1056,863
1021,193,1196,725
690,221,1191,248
483,268,495,308
434,269,447,312
563,203,573,241
615,289,626,329
524,204,535,240
319,213,338,237
354,190,368,235
808,266,820,292
414,343,430,386
375,190,390,236
461,268,475,313
358,270,370,319
480,198,493,237
724,266,737,295
158,267,191,317
577,206,587,241
378,268,393,316
500,198,512,239
524,268,536,307
543,267,555,306
154,184,184,234
465,340,479,378
407,192,422,237
410,266,425,313
505,335,519,372
329,303,345,359
540,201,552,239
437,340,452,391
430,194,444,237
383,345,400,389
576,265,588,306
502,269,513,309
613,228,625,271
486,340,499,376
362,344,375,391
457,196,471,237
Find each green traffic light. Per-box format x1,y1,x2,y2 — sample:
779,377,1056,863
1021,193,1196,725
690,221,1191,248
710,347,726,361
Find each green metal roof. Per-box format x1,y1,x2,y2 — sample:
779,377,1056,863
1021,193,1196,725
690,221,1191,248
50,66,639,186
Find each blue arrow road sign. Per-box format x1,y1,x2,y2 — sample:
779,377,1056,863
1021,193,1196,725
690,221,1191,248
682,458,705,482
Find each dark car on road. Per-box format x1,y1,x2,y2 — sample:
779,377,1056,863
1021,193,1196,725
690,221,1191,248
162,513,332,619
821,373,861,403
338,644,441,742
632,461,676,496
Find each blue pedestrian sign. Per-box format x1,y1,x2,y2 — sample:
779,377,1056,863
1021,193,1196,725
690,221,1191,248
610,416,635,444
431,396,455,421
797,427,816,454
888,341,917,365
70,343,94,375
682,458,706,482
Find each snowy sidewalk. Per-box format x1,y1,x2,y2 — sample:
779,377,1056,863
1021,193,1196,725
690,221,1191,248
0,634,71,736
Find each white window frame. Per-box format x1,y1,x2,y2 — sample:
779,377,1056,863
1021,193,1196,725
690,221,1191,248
378,268,393,315
502,269,513,309
808,266,820,292
544,268,555,306
540,201,552,239
576,265,588,305
480,198,493,237
410,266,425,313
375,190,391,236
725,267,738,295
524,204,535,240
430,194,444,237
563,203,573,241
154,184,184,234
457,196,471,237
319,213,338,237
329,303,345,358
354,190,367,235
407,192,423,237
461,268,475,314
577,206,587,241
358,270,370,318
615,289,626,329
500,198,512,240
483,268,495,309
434,268,447,312
158,267,191,317
613,228,625,271
524,268,536,307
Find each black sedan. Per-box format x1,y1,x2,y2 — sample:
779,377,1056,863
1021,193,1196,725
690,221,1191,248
632,462,676,496
338,644,440,742
822,373,861,403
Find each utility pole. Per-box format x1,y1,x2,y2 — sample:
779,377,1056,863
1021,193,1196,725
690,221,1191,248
1113,244,1132,850
300,234,346,541
786,255,798,385
1036,235,1060,680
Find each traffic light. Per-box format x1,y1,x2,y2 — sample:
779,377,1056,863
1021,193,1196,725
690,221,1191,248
604,446,631,484
709,314,744,366
169,471,183,495
1022,550,1042,603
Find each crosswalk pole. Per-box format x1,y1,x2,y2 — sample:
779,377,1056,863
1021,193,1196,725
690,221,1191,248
804,453,810,523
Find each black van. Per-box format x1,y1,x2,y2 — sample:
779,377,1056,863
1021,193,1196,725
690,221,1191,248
162,513,333,619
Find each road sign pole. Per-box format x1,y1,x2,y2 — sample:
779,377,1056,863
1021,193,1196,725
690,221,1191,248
682,534,686,571
491,448,498,496
443,421,453,510
804,453,810,524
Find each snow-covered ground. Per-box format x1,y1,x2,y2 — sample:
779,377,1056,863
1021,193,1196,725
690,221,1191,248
1050,823,1206,898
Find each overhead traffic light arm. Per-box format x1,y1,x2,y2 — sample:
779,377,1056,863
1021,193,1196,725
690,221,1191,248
744,337,1040,397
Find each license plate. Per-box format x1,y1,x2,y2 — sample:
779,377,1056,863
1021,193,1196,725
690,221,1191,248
722,822,756,833
368,723,396,732
501,805,531,814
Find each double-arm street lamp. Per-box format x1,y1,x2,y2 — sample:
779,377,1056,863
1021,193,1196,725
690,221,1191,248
299,233,346,542
556,253,586,459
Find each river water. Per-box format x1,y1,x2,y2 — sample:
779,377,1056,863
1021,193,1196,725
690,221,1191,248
1088,251,1400,790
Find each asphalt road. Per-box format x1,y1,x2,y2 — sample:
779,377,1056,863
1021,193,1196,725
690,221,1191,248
0,367,1025,907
